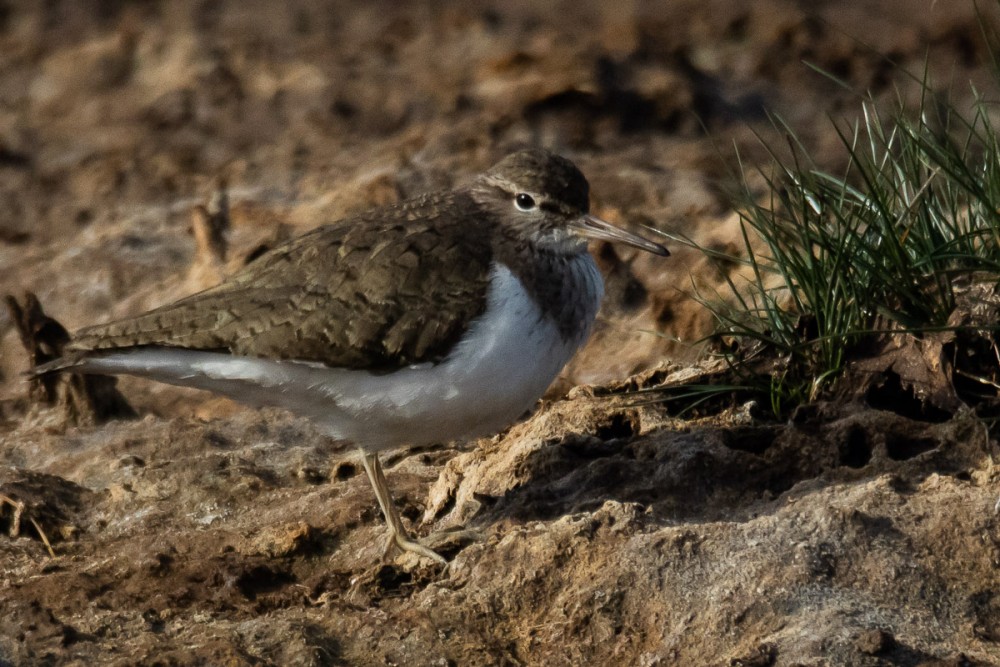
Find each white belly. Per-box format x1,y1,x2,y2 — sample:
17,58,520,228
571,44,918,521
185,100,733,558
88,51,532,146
80,259,604,451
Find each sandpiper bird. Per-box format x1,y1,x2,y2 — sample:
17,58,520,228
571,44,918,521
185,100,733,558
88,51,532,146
33,149,668,563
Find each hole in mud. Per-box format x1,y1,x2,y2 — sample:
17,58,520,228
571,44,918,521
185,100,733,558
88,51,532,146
61,624,83,646
561,436,616,460
374,564,412,593
595,414,635,441
865,372,952,423
235,566,295,601
471,491,498,508
885,435,938,461
721,426,776,454
332,462,356,480
839,426,872,469
401,503,420,522
766,474,795,496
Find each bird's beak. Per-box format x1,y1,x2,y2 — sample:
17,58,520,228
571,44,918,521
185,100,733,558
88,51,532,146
572,214,670,256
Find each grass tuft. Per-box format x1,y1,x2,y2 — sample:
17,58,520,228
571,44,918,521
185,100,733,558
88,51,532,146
659,45,1000,418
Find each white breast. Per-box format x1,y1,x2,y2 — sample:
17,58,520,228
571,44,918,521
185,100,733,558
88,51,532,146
79,258,604,451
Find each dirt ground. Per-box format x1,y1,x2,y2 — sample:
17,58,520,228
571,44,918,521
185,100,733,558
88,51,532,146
2,1,1000,665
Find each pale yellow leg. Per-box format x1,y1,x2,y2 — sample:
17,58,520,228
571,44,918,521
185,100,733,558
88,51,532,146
360,450,446,565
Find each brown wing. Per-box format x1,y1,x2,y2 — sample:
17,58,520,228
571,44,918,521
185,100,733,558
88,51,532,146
68,191,494,370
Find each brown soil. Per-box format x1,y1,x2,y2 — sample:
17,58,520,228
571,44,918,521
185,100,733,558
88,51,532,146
2,1,1000,665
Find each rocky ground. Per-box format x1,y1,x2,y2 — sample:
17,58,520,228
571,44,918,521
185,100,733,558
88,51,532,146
2,1,1000,665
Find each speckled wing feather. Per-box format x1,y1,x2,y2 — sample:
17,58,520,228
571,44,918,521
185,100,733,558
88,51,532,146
67,191,494,371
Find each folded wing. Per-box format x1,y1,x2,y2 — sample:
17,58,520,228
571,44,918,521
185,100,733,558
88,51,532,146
67,191,494,371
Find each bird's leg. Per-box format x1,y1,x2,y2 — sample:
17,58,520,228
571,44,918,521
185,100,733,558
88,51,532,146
360,450,446,565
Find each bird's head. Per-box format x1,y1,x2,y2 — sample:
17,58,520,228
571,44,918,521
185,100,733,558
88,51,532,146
473,149,669,257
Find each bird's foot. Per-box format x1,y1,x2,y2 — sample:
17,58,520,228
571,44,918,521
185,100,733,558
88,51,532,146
382,527,481,566
389,531,447,565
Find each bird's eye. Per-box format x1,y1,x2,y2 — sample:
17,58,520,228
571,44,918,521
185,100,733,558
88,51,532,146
514,193,536,212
